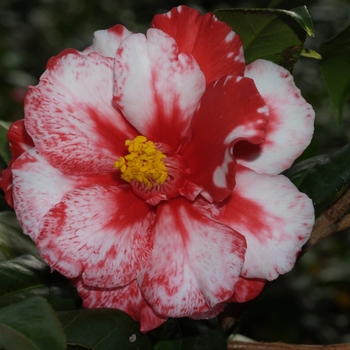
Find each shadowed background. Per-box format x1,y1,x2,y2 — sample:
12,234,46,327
0,0,349,345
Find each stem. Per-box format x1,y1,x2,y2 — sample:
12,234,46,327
227,341,350,349
303,186,350,253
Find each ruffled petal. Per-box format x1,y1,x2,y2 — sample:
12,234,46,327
91,24,132,57
8,119,34,159
0,165,14,207
235,59,315,174
141,197,246,318
0,120,34,207
25,50,137,175
228,276,266,303
181,75,269,202
37,185,154,287
218,165,314,281
11,148,120,241
189,303,226,320
151,5,245,83
113,29,206,149
75,279,167,333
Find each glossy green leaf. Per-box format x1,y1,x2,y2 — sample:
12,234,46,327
153,318,227,350
0,255,81,311
0,211,40,261
0,296,66,350
58,309,153,350
283,143,350,204
215,7,314,70
319,23,350,123
154,329,226,350
0,120,11,164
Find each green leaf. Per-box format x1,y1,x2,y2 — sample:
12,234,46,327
285,6,314,37
0,211,41,261
0,296,66,350
0,120,11,164
0,255,81,311
154,329,226,350
319,23,350,123
300,47,322,60
58,309,153,350
152,318,227,350
283,143,350,204
215,7,314,70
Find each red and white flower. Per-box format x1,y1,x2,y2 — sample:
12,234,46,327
0,6,315,332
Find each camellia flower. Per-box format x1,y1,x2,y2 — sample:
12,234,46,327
0,6,315,332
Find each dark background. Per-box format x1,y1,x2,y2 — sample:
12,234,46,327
1,0,350,345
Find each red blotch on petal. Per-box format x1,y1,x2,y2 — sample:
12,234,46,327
37,185,155,288
0,120,34,207
182,76,268,202
152,5,245,83
228,276,266,303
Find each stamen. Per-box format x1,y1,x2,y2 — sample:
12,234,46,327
115,136,168,187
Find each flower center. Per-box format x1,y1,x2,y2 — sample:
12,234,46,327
114,135,168,187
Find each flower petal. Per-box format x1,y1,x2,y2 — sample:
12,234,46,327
8,119,34,159
228,276,266,303
91,24,132,57
218,165,314,281
0,165,14,207
11,148,120,241
25,50,137,175
151,5,245,83
37,185,154,287
75,279,167,333
0,120,34,207
113,29,206,149
181,76,269,202
12,149,84,240
141,197,246,318
235,59,315,174
189,302,226,320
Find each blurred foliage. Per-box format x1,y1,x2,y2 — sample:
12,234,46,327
0,0,350,347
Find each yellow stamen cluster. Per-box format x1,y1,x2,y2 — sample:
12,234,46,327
114,135,168,187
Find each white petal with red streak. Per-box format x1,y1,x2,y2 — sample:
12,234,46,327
181,75,269,202
25,50,137,175
113,29,205,149
37,185,154,287
91,24,132,57
141,197,246,318
151,5,245,83
12,149,82,240
75,279,167,332
235,59,315,174
218,165,314,280
11,148,120,241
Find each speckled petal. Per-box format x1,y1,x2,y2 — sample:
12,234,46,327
75,278,167,333
37,185,154,287
141,197,246,318
11,148,120,241
25,50,137,175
